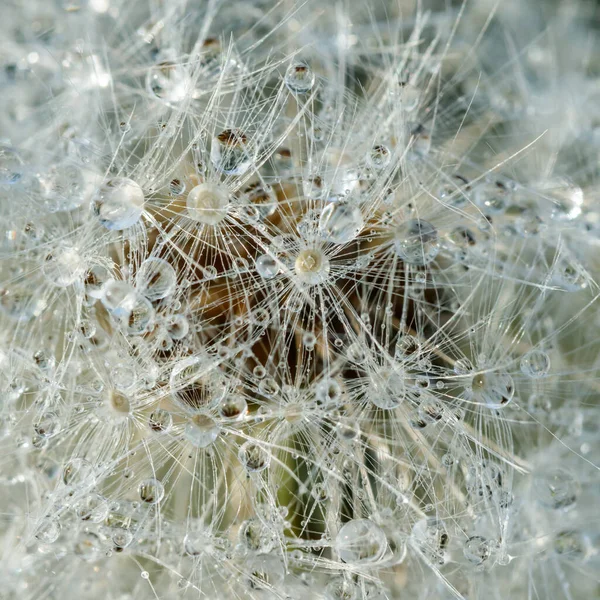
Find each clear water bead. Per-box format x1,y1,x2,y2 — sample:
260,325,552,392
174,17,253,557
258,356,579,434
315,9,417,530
394,219,440,265
335,519,387,565
469,371,515,409
101,280,137,318
139,478,165,504
256,254,279,279
367,145,392,169
146,58,190,103
185,413,220,448
136,257,177,300
463,536,490,565
520,349,550,378
284,62,315,93
238,442,271,472
35,518,61,544
210,129,252,176
319,202,364,244
532,468,580,510
186,182,229,225
93,178,145,230
43,245,85,287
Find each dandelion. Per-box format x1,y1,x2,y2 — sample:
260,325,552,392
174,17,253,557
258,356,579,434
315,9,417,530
0,0,599,599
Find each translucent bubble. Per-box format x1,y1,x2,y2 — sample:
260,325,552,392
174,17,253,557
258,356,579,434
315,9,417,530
256,254,279,279
284,62,315,93
146,58,190,103
139,478,165,504
532,468,579,510
239,518,275,553
520,349,550,378
463,536,490,565
42,245,85,287
411,518,449,564
394,219,440,265
136,257,177,301
125,295,155,335
319,202,364,244
112,530,133,549
243,182,277,218
38,163,85,212
101,280,137,318
295,248,330,285
165,314,189,340
210,129,252,176
238,442,270,472
367,145,391,169
368,367,406,410
148,409,173,433
185,413,220,448
35,518,61,544
218,395,248,421
74,493,109,522
93,178,145,230
33,412,61,438
186,182,229,225
335,519,387,565
63,458,94,486
315,378,342,406
469,371,515,409
84,264,112,299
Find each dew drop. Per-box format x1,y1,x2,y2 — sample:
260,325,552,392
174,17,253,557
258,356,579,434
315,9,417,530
335,519,387,565
93,178,145,230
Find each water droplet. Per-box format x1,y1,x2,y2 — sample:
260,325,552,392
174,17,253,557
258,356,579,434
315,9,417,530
315,378,342,406
146,58,190,103
469,371,515,409
33,412,60,438
285,62,315,93
238,442,270,472
93,178,144,230
520,349,550,378
63,458,94,486
35,518,61,544
210,129,252,176
335,519,387,565
148,409,173,433
367,145,391,169
165,314,189,340
101,280,137,318
532,468,579,510
218,395,247,421
139,478,165,504
319,202,363,244
186,182,229,225
394,219,440,265
136,257,177,301
185,413,220,448
125,295,155,335
255,254,279,279
463,536,490,565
